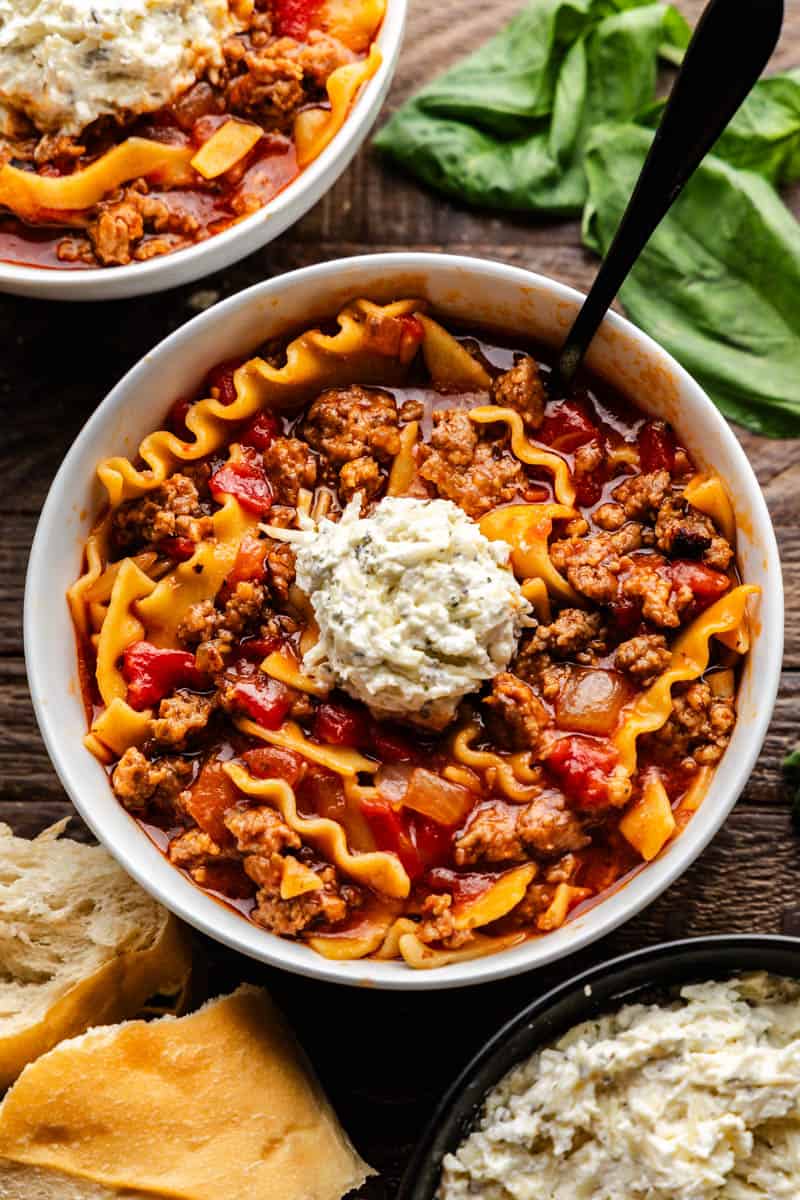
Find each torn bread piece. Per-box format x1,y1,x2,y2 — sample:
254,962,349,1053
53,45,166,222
0,986,374,1200
0,822,191,1091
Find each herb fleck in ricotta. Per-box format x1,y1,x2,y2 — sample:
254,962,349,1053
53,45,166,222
0,0,240,135
290,496,531,727
440,974,800,1200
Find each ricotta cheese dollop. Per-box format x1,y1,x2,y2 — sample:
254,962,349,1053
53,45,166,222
440,974,800,1200
292,496,531,727
0,0,239,135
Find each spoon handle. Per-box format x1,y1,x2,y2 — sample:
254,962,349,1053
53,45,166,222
555,0,784,391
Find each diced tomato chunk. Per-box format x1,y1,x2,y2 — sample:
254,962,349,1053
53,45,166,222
182,757,239,845
368,718,417,764
670,560,731,610
237,635,282,662
230,673,293,729
411,813,454,871
243,745,306,787
361,799,423,879
298,764,347,823
314,701,369,748
205,357,246,406
210,451,273,515
607,596,642,637
545,735,620,810
122,641,208,710
573,473,603,507
273,0,319,37
240,410,280,451
638,419,676,474
425,867,495,905
538,399,600,453
168,396,194,439
229,533,268,582
156,536,196,562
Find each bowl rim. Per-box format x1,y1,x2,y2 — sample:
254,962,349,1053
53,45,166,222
0,0,407,298
397,933,800,1199
24,251,784,990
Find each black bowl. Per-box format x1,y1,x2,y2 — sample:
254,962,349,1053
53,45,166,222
398,934,800,1199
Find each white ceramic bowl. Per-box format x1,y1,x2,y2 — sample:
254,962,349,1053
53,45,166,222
25,253,783,989
0,4,406,302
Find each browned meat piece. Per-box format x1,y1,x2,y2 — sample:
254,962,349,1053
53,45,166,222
416,894,473,950
454,796,588,867
509,882,555,926
518,794,590,857
111,747,193,812
195,637,234,676
150,691,216,750
303,385,400,464
643,681,735,769
245,854,361,936
620,561,693,629
167,828,228,872
612,470,672,520
87,180,199,267
418,409,526,520
573,440,604,478
615,634,672,686
266,541,295,602
262,437,317,505
593,502,626,531
484,672,549,753
34,132,85,165
655,496,734,570
338,455,383,502
523,609,607,662
224,805,301,855
222,580,266,636
177,599,220,647
454,802,523,866
399,397,425,422
550,525,644,604
490,357,545,431
112,473,212,551
223,31,352,125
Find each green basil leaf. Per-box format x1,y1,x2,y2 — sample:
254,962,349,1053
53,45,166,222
583,123,800,437
375,0,690,214
714,69,800,187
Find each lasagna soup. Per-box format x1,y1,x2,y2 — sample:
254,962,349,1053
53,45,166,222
0,0,384,269
69,300,758,969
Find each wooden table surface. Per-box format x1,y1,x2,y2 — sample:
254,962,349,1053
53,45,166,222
2,1,799,1192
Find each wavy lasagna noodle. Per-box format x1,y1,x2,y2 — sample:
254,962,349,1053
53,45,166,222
69,299,757,969
0,0,384,270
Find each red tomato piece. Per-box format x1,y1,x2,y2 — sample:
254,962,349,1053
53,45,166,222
425,867,495,905
156,536,196,562
538,399,600,453
638,419,676,474
240,410,280,451
314,701,369,748
670,560,731,607
231,674,293,729
168,396,194,439
205,357,246,406
237,635,282,662
122,641,207,711
182,757,239,845
229,533,269,582
368,718,417,764
607,596,643,637
410,813,455,871
243,745,306,787
545,735,620,810
210,452,273,515
361,799,423,880
573,474,604,507
299,764,347,823
273,0,320,39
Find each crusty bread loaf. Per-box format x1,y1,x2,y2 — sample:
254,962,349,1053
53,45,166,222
0,821,191,1091
0,986,374,1200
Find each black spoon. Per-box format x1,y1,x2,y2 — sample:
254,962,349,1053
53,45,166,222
552,0,785,394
